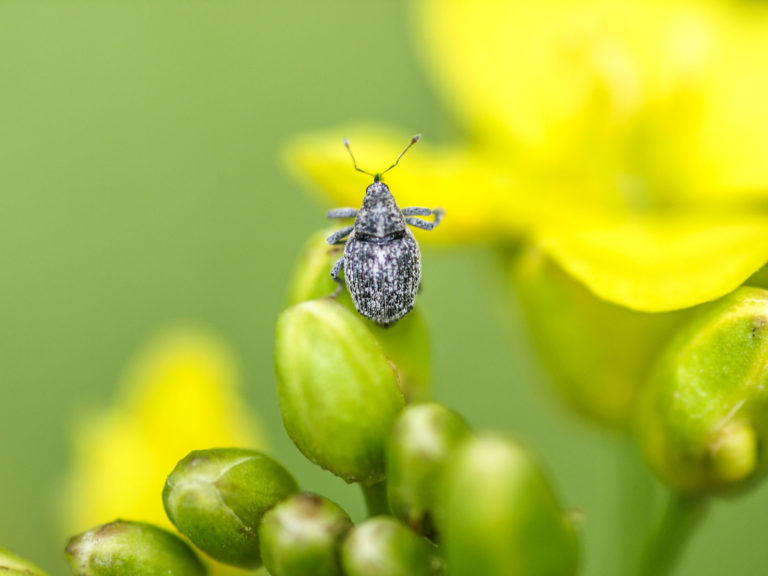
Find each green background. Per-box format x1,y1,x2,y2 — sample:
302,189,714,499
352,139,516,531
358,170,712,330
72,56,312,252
1,1,766,575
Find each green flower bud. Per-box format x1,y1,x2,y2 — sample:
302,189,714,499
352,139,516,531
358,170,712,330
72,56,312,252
65,520,206,576
369,309,431,403
636,286,768,493
259,492,352,576
275,299,405,484
163,448,299,568
747,264,768,290
0,546,47,576
287,229,432,402
287,228,348,306
341,517,444,576
441,435,579,576
387,403,470,539
513,248,689,428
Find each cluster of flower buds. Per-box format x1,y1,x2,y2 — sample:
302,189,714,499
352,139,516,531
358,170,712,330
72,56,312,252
20,233,768,575
259,234,581,575
57,406,579,576
45,231,582,576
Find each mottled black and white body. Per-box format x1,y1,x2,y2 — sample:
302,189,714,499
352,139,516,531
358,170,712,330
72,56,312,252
327,135,443,326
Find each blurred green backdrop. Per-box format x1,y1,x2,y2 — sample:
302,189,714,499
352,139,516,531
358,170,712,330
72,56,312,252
1,1,767,575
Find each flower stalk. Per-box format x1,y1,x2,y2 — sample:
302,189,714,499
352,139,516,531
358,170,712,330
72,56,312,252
635,494,709,576
361,480,390,517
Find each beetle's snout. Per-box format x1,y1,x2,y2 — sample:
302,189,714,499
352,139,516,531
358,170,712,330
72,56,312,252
365,181,390,197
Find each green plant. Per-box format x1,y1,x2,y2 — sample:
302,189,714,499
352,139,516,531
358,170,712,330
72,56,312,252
6,222,768,576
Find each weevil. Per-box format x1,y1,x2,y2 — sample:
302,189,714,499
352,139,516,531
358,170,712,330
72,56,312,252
327,134,443,326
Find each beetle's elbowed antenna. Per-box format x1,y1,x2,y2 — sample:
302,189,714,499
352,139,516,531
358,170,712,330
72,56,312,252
379,134,420,180
344,138,376,179
343,134,421,182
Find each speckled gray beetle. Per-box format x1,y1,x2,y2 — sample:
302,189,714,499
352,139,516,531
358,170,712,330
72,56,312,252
327,134,443,326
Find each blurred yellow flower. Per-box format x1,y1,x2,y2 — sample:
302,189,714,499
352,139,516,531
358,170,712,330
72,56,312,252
287,0,768,313
62,327,266,576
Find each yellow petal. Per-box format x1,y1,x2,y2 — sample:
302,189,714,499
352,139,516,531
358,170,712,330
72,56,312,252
62,328,265,576
536,211,768,312
692,2,768,199
415,1,680,156
284,124,528,243
415,0,768,204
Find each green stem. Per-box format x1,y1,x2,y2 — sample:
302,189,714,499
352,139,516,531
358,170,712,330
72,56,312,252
616,438,656,576
361,480,390,517
635,493,709,576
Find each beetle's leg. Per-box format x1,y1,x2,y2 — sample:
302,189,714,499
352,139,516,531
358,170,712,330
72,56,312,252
330,256,345,298
406,217,437,231
330,255,344,280
401,206,432,216
327,207,358,219
327,225,354,245
404,207,444,231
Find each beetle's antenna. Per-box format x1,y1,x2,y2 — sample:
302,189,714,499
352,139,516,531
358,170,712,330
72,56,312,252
344,138,376,178
379,134,421,178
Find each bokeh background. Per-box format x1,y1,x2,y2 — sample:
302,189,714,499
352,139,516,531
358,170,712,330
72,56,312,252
1,1,767,575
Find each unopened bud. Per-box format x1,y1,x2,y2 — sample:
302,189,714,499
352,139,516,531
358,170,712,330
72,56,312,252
513,248,688,428
65,520,206,576
441,435,580,576
636,287,768,493
275,299,405,484
163,448,298,568
286,230,431,401
369,309,432,403
0,547,47,576
259,492,352,576
287,228,347,306
387,403,470,539
341,517,444,576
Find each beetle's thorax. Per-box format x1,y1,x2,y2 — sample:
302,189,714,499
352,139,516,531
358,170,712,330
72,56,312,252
354,181,406,238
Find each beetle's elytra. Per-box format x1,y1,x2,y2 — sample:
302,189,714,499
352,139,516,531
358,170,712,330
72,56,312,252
326,135,443,326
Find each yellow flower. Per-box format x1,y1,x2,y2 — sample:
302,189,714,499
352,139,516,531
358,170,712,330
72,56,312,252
286,0,768,313
285,124,521,245
61,327,266,576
